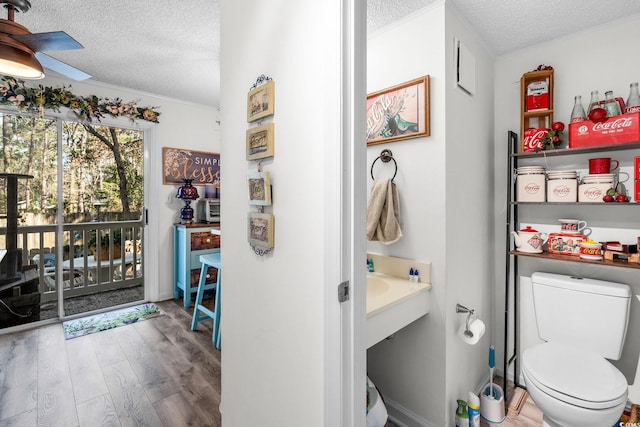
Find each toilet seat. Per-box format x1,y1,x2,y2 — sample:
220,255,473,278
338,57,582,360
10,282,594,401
522,342,628,410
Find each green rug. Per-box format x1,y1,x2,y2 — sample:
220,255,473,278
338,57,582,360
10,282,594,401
62,303,163,339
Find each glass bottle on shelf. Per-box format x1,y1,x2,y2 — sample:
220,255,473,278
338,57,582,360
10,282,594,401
587,90,601,114
570,95,587,123
604,90,622,117
626,82,640,113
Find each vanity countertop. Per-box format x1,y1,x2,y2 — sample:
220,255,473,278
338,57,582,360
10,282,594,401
366,272,431,317
366,271,431,348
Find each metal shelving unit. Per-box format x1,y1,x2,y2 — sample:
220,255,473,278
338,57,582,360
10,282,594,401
503,131,640,407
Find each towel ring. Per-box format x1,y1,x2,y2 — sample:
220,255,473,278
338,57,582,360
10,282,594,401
370,149,397,181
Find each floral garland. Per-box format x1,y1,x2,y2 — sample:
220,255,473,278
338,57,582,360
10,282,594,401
0,76,160,123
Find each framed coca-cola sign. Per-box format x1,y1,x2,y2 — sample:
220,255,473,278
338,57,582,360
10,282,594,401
366,75,430,145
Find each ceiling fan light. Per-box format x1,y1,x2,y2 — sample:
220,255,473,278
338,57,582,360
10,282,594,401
0,42,44,79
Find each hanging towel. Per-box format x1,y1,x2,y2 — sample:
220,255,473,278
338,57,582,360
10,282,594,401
366,179,402,244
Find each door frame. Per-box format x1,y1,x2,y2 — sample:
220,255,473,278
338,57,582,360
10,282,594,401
326,0,367,425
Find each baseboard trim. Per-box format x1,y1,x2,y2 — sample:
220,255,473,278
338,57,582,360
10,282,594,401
383,396,437,427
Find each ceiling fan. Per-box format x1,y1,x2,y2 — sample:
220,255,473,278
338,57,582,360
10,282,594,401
0,0,90,80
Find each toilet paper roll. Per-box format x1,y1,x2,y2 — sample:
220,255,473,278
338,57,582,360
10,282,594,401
458,318,485,345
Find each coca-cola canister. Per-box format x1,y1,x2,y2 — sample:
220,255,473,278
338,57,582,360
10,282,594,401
516,166,545,202
579,174,614,203
523,128,549,152
547,170,577,202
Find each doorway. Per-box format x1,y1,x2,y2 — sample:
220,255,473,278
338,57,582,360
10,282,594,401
0,112,146,328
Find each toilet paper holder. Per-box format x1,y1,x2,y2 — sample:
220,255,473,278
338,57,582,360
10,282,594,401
456,303,476,338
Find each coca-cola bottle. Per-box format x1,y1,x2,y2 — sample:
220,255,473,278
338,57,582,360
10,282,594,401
570,95,587,123
604,90,621,117
625,82,640,113
587,90,601,114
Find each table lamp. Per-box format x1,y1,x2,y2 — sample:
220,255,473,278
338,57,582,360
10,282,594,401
176,178,199,224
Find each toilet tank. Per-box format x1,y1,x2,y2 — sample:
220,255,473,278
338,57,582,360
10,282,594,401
531,272,631,360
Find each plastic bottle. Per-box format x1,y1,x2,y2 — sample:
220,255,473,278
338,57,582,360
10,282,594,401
368,258,374,273
587,90,601,114
604,90,622,117
626,82,640,113
455,400,469,427
570,95,587,123
468,392,480,427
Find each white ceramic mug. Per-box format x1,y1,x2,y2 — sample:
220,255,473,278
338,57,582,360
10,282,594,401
558,219,587,234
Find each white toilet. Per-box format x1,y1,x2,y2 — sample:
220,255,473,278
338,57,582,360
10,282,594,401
521,272,631,427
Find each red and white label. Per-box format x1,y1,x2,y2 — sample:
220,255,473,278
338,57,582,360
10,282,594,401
569,112,640,148
582,187,604,201
524,183,541,194
553,185,572,197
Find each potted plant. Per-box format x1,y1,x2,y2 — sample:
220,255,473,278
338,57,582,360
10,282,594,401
88,229,122,260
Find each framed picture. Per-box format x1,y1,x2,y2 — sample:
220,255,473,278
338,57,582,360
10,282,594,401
247,79,275,122
366,75,430,145
247,171,272,206
162,147,220,186
248,212,274,249
246,123,275,160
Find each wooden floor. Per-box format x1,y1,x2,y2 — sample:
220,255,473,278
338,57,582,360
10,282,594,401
0,299,221,427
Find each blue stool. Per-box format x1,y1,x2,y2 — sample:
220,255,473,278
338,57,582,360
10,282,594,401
190,253,221,348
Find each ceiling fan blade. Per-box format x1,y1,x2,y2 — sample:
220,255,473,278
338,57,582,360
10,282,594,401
12,31,83,52
35,52,90,81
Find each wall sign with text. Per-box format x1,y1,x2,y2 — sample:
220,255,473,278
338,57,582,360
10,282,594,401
162,147,220,186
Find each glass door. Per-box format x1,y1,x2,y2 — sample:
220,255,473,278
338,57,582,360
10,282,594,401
60,121,145,317
0,112,145,329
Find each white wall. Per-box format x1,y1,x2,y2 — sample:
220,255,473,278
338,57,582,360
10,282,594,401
38,74,220,304
219,1,346,425
366,3,495,425
493,15,640,403
443,3,495,425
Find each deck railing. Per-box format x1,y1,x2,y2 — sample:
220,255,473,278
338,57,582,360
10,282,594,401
0,220,144,303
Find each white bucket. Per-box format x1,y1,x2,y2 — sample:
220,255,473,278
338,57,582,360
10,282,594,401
480,383,505,424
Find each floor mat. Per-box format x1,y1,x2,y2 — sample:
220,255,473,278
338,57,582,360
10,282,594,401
62,303,163,339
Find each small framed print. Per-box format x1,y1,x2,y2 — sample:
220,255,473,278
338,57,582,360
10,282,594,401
246,123,275,160
247,171,271,206
248,212,274,249
247,79,275,122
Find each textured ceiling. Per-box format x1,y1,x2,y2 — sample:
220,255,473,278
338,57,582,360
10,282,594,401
5,1,640,109
368,0,640,56
14,0,220,107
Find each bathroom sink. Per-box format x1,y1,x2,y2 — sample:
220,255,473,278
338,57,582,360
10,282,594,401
367,276,389,296
366,272,431,348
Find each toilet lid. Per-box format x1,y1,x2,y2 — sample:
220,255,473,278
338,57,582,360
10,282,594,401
522,342,628,409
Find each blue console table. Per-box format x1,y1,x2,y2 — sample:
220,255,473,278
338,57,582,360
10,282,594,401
173,223,220,308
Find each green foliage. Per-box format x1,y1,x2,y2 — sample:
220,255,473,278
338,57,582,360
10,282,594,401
87,229,122,250
0,76,160,123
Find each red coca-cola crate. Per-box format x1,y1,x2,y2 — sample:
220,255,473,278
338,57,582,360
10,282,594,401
568,112,640,148
635,156,640,180
523,128,550,152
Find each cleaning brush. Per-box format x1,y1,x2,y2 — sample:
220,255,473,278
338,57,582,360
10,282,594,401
488,345,495,398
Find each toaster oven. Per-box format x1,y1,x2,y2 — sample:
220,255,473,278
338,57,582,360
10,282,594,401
196,199,220,223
